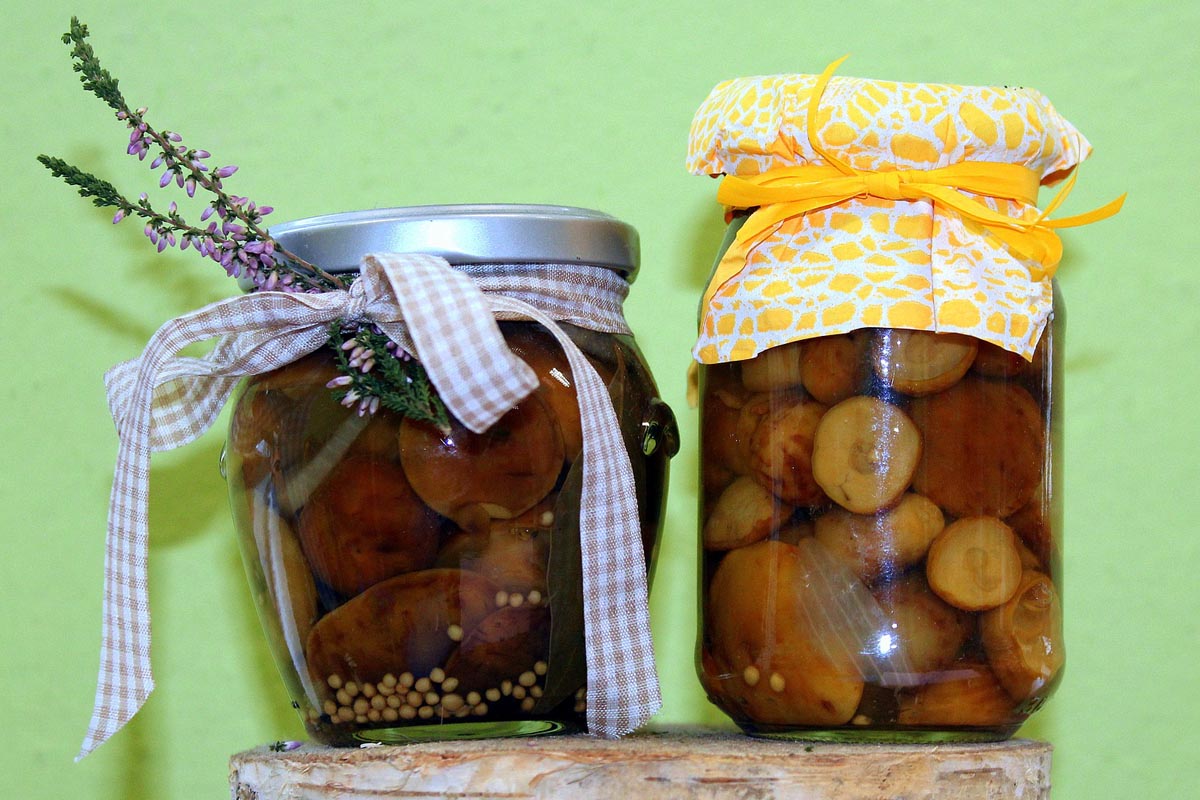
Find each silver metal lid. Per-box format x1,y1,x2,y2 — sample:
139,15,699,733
267,203,640,281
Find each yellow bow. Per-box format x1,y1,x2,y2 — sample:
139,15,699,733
701,55,1125,312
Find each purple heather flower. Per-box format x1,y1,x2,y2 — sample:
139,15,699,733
185,178,196,197
200,205,215,222
112,209,125,224
215,165,238,179
159,170,172,188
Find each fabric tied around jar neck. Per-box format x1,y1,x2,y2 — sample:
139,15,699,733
78,252,660,759
690,56,1124,364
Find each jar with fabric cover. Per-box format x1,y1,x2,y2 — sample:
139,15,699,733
221,205,675,745
690,60,1121,741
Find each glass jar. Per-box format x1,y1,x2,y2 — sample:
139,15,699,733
697,221,1064,742
224,205,676,745
684,62,1112,742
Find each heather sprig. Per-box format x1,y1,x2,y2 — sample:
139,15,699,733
39,17,345,292
327,324,449,431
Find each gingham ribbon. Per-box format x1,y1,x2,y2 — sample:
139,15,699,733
78,253,660,759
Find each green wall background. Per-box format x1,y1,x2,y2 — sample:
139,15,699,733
3,2,1195,797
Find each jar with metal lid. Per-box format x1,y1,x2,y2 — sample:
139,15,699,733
224,204,676,745
689,62,1119,741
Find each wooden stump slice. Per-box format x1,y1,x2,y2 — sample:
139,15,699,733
230,728,1051,799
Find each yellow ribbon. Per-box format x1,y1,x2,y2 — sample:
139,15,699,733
700,56,1125,313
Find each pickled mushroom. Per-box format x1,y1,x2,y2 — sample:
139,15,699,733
703,476,794,551
872,330,977,396
436,502,553,593
897,663,1016,727
399,392,565,534
811,396,921,514
873,574,972,676
801,333,868,405
981,570,1064,701
813,493,944,583
971,340,1029,379
296,457,442,596
748,396,829,507
909,379,1044,518
305,568,497,693
707,539,865,725
740,340,805,393
700,387,748,493
926,516,1023,611
443,605,551,693
502,323,600,461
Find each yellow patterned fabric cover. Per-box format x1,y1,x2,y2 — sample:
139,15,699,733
688,65,1095,364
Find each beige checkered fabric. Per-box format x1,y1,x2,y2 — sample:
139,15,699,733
79,253,660,759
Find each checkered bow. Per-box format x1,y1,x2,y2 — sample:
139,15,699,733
80,252,661,759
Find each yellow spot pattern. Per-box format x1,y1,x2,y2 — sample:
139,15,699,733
687,70,1089,361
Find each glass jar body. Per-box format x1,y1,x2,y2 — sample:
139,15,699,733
697,281,1063,742
227,320,672,745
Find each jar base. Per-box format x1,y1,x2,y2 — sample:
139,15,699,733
352,719,574,745
743,726,1017,744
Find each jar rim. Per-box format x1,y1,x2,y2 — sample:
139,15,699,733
264,203,640,282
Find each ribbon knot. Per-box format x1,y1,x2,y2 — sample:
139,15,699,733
862,170,908,201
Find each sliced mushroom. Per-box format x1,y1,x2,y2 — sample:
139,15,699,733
811,396,921,514
399,392,565,534
926,517,1023,611
296,457,442,596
